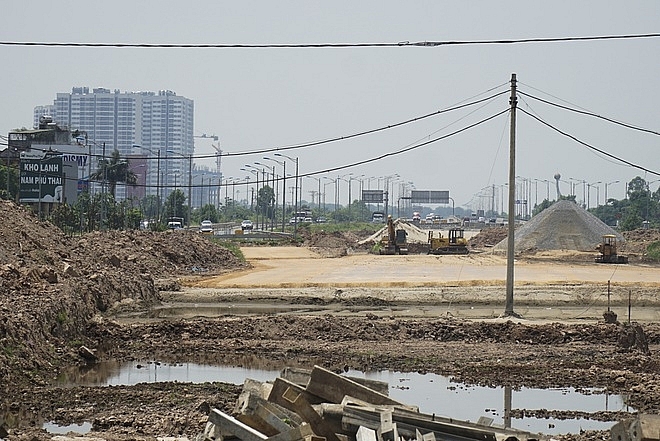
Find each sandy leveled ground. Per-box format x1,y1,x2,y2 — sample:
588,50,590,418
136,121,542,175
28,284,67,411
188,246,658,288
172,246,660,323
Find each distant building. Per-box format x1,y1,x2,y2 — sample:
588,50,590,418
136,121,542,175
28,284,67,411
6,116,84,213
33,105,55,128
35,87,194,201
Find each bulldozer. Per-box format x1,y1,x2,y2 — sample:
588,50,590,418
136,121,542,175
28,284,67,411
428,229,469,255
379,215,408,255
595,234,628,264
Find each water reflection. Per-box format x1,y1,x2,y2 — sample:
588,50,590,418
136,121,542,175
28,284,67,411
52,361,632,435
43,421,92,435
351,370,630,435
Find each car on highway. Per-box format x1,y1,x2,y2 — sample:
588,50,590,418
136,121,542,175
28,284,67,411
241,219,253,230
199,220,213,234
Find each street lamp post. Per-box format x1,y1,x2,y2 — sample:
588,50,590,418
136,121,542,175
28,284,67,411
322,180,333,215
167,150,193,227
255,161,276,231
322,176,336,215
244,165,262,228
240,168,258,215
337,174,353,221
135,145,161,224
604,180,620,204
274,153,298,238
588,181,602,208
264,156,286,231
569,177,586,207
306,176,322,218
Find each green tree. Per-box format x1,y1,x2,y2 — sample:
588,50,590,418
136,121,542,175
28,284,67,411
91,149,138,198
257,185,275,219
0,163,19,201
164,189,187,221
624,176,658,228
140,195,160,221
532,199,553,216
50,202,79,235
198,204,219,223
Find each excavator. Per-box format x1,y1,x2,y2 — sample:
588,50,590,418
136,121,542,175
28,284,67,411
595,234,628,264
379,215,408,255
428,229,469,255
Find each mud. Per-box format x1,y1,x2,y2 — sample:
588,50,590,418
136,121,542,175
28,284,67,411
2,200,660,440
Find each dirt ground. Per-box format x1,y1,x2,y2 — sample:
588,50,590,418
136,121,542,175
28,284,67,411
2,200,660,441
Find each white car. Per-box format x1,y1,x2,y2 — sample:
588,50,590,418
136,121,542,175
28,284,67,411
199,220,213,234
241,219,253,230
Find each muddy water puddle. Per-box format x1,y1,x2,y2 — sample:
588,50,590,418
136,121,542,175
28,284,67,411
56,361,631,435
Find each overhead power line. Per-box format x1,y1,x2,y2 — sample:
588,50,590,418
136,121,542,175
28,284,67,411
518,90,660,137
0,89,505,160
1,33,659,49
297,108,510,179
519,107,660,177
222,90,508,158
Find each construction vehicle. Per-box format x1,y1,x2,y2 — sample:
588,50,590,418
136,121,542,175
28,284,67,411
428,229,469,255
595,234,628,264
379,215,408,255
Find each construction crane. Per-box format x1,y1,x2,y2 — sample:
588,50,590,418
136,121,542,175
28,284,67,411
194,134,219,141
194,134,221,173
211,143,222,174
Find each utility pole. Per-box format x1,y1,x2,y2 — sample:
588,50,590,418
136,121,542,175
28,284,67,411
505,73,518,317
187,155,192,227
156,150,161,224
101,142,107,230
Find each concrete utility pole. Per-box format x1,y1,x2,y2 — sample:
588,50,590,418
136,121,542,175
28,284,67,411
505,73,518,317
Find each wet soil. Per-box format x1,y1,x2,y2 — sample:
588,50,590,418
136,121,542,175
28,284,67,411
2,200,660,440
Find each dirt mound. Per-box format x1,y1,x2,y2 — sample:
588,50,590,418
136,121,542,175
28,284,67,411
358,219,428,244
468,226,508,249
303,229,375,257
0,199,246,391
621,228,660,255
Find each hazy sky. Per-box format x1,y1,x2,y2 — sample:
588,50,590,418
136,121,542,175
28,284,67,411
2,1,659,210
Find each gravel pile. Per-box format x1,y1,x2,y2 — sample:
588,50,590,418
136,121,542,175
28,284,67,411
493,200,623,253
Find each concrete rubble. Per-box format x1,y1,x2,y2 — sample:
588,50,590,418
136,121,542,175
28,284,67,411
198,365,541,441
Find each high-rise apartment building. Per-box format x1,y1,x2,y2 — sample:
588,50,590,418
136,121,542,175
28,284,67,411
36,87,194,201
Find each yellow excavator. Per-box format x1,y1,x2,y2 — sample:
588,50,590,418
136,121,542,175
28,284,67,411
595,234,628,264
428,229,469,255
379,215,408,255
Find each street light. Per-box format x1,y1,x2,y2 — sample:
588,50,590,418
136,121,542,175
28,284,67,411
604,180,619,204
274,153,299,237
306,175,321,213
588,181,602,208
255,161,276,231
244,164,262,228
322,176,336,214
534,179,550,203
264,156,286,231
338,173,353,221
569,177,587,207
167,150,193,227
134,144,161,223
240,168,258,212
